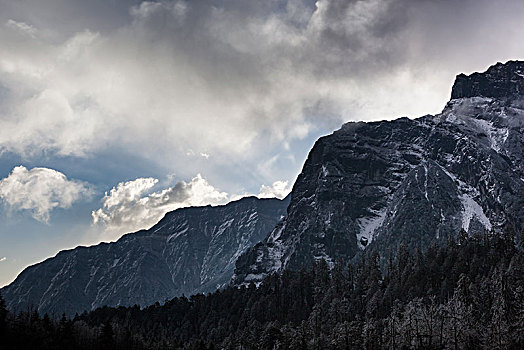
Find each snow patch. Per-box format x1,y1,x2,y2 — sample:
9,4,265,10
111,258,120,268
438,165,492,232
423,164,429,201
356,209,387,250
244,273,265,284
268,224,285,243
313,252,334,268
324,212,333,226
166,227,188,242
213,218,235,238
445,113,458,123
472,118,508,152
460,194,492,232
321,165,329,177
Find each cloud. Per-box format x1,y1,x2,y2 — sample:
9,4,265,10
92,174,293,239
0,166,92,222
5,19,37,38
258,180,292,199
2,0,524,192
92,174,229,238
0,257,6,262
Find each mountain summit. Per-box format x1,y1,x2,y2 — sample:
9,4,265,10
451,60,524,99
234,60,524,285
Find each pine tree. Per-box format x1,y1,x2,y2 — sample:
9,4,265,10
99,320,115,350
0,291,7,336
486,271,511,349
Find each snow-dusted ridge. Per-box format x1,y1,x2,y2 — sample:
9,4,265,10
234,61,524,285
1,195,290,316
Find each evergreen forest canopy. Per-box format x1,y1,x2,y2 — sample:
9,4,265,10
1,230,523,349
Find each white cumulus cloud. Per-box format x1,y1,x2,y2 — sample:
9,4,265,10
258,180,292,199
92,174,230,238
0,166,92,222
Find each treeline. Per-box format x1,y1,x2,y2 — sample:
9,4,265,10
1,231,523,349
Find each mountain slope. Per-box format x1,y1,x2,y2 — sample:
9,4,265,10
234,60,524,285
1,196,289,316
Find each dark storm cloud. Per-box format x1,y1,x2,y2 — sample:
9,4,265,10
1,0,524,191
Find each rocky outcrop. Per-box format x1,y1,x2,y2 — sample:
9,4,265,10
451,61,524,99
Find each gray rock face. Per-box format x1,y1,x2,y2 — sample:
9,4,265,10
234,61,524,285
1,196,289,316
452,61,524,99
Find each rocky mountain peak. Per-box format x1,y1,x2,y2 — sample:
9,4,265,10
451,60,524,99
234,62,524,286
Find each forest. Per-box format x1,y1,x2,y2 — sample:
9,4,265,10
1,230,523,349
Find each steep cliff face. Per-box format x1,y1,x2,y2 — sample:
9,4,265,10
1,196,289,316
234,61,524,285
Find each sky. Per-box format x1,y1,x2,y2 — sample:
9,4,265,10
1,0,524,287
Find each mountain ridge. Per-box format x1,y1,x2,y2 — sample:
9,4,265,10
1,195,290,316
233,60,524,285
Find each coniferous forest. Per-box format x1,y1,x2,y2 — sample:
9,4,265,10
1,232,523,350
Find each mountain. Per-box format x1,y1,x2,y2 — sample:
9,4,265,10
233,60,524,285
1,196,289,316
